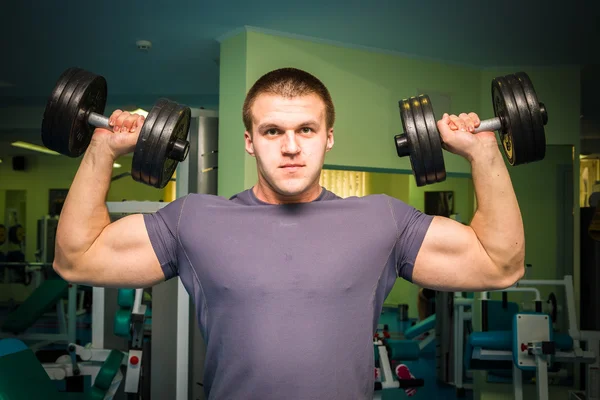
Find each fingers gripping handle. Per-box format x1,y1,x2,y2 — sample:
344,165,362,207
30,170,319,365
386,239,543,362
87,111,187,162
394,115,502,159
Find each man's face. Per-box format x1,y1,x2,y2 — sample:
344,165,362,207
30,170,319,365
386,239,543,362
245,93,334,203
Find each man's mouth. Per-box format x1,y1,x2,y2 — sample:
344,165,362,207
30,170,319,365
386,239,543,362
280,164,304,172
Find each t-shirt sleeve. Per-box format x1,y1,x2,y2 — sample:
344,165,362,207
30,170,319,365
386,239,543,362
388,197,434,282
143,195,188,281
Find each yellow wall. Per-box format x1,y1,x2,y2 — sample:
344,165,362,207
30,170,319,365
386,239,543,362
367,172,410,204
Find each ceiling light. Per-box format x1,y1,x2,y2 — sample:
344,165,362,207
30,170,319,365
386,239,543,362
136,40,152,51
11,141,60,155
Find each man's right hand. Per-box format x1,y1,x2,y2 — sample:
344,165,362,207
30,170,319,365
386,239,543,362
91,110,146,159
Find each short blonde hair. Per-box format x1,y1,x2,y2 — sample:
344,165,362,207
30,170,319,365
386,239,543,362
243,68,335,133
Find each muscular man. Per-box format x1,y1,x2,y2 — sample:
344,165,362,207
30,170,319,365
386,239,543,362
53,67,524,399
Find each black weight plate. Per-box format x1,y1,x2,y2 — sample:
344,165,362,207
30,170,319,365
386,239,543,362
399,98,427,186
515,72,546,162
131,99,171,185
65,70,107,157
42,67,80,155
43,68,107,157
140,100,179,188
419,95,446,184
150,104,191,188
492,76,526,166
143,100,179,188
74,72,107,154
409,97,437,185
505,74,536,164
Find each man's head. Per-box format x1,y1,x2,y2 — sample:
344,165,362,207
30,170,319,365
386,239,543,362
243,68,335,204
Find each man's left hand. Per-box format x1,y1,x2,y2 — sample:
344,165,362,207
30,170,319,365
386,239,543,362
436,112,498,161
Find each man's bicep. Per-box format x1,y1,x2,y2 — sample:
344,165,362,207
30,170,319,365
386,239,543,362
72,197,184,288
70,214,167,288
410,216,498,291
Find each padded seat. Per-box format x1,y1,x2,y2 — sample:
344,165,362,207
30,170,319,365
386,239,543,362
404,314,435,340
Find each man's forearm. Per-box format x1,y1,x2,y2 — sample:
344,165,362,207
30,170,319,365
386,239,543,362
469,143,525,281
54,142,114,270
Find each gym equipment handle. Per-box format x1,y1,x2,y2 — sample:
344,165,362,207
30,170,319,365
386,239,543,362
473,117,501,134
87,111,112,131
86,111,189,162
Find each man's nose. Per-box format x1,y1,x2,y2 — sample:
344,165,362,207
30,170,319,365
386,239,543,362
281,131,300,154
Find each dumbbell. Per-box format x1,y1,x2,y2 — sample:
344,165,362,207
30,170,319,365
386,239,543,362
41,67,191,189
394,71,548,187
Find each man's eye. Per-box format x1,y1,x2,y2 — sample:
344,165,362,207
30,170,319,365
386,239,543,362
266,129,279,135
301,127,313,134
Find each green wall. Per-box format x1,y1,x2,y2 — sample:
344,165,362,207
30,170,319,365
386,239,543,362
0,155,165,261
217,32,248,199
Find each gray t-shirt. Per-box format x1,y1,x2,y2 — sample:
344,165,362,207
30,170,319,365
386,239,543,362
143,187,433,399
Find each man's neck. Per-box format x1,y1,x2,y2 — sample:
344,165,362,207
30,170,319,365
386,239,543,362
252,183,323,205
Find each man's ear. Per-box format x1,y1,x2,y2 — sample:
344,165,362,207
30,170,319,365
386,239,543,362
326,128,334,152
244,131,255,157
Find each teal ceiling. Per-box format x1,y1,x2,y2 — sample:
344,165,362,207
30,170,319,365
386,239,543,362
0,0,597,107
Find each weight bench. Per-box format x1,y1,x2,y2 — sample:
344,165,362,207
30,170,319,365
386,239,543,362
0,278,77,350
0,338,124,399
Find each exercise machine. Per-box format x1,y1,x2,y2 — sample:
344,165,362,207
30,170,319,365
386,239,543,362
462,275,599,399
42,287,151,398
0,337,124,399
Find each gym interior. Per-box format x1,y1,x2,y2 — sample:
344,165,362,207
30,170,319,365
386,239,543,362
0,4,598,400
